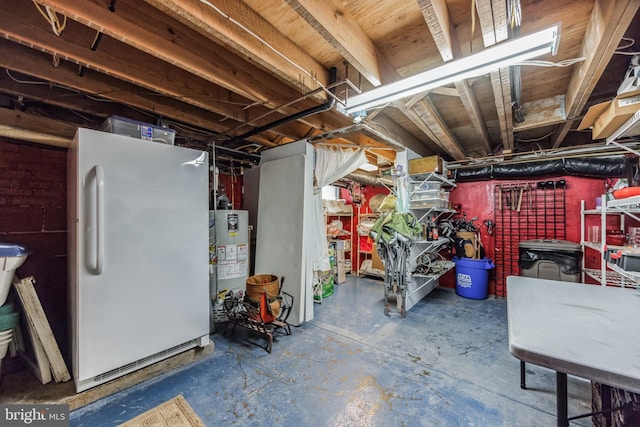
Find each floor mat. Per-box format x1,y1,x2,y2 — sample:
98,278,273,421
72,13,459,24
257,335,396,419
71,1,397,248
119,395,204,427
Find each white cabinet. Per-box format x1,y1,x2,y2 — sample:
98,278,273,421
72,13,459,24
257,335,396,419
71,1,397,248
581,196,640,288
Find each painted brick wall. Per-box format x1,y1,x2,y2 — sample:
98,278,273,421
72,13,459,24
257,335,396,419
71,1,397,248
0,138,68,362
442,176,606,295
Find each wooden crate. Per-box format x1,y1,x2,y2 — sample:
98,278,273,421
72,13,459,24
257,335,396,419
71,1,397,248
408,155,444,175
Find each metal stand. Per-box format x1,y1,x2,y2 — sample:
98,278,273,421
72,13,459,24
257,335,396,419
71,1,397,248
379,240,410,317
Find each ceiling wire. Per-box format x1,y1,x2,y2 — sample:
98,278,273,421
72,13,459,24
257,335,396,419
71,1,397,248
32,1,66,36
514,132,555,143
198,0,327,95
615,37,640,55
516,57,586,67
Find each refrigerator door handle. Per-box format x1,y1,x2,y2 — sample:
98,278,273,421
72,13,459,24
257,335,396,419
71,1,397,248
94,164,104,275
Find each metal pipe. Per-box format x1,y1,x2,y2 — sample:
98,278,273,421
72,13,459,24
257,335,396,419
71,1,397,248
345,170,393,187
231,67,338,143
212,144,261,162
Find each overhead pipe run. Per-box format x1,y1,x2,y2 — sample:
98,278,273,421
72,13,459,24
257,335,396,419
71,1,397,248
0,125,71,148
345,170,393,187
230,67,338,143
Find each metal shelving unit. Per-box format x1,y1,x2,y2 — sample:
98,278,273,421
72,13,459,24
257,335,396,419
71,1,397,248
581,197,640,288
401,171,456,314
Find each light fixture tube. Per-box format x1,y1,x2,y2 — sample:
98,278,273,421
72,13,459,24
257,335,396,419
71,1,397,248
345,25,560,114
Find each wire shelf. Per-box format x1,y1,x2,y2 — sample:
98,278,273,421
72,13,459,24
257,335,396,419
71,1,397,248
583,268,640,289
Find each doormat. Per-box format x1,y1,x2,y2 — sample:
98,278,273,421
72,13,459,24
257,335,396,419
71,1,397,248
119,395,205,427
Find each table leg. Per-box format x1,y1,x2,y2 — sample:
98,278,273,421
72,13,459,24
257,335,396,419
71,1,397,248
556,371,568,427
520,360,526,389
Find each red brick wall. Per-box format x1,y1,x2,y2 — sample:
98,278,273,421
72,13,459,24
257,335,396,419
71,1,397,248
441,176,606,295
0,139,68,361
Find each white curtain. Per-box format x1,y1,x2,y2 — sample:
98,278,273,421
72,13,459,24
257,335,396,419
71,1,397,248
312,146,368,272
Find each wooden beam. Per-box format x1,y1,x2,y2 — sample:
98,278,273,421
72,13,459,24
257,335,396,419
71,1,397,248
367,113,433,156
0,107,77,139
145,0,329,92
28,0,324,110
286,0,382,87
430,87,459,97
552,0,640,147
0,69,149,120
417,0,491,156
4,2,384,148
453,81,492,155
416,0,454,62
514,95,566,132
0,9,333,144
0,40,281,143
402,98,466,160
476,0,513,153
0,4,252,118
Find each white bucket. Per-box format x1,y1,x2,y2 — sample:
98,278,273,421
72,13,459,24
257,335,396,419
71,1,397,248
0,336,13,359
0,255,28,306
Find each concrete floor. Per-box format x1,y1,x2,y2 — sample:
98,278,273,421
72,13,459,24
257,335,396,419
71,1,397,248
70,276,591,426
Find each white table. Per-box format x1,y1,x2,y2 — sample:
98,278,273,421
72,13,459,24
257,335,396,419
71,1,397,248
507,276,640,426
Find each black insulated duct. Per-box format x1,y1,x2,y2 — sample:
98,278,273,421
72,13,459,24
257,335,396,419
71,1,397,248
453,157,626,182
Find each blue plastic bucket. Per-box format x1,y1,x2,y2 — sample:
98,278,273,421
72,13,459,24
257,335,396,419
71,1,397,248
454,257,495,299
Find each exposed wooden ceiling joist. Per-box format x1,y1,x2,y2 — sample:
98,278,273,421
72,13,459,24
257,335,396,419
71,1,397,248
475,0,513,154
0,39,280,147
285,0,382,87
417,0,492,156
144,0,330,94
514,96,566,132
0,7,355,148
1,1,636,164
0,4,252,121
405,97,466,159
25,0,372,148
282,0,468,159
34,0,326,110
551,0,640,148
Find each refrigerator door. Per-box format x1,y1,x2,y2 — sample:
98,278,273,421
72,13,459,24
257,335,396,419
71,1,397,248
70,128,209,390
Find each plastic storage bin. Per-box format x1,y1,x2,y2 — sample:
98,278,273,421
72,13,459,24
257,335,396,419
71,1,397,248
518,239,582,282
0,242,30,306
454,257,495,299
100,116,176,145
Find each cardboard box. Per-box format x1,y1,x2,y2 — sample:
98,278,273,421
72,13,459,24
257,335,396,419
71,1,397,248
578,90,640,139
371,243,384,271
408,155,443,175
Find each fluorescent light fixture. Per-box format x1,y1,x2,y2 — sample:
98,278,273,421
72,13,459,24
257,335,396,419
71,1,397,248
345,25,560,114
358,162,378,172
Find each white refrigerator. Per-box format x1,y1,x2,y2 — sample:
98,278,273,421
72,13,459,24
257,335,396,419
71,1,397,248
68,128,210,392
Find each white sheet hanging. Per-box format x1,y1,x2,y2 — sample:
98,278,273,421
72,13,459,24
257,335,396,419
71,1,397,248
312,146,367,272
